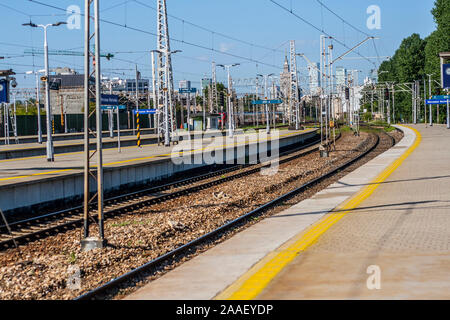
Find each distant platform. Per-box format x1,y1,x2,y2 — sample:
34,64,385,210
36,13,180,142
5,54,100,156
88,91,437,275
0,128,317,215
0,128,240,160
0,128,155,145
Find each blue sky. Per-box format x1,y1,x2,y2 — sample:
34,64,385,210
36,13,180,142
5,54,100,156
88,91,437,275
0,0,437,91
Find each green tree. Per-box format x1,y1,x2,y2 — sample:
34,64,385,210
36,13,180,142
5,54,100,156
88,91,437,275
425,0,450,83
394,34,426,83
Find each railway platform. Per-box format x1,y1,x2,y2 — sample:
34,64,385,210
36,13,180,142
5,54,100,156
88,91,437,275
126,124,450,300
0,128,239,160
0,128,317,214
0,127,155,146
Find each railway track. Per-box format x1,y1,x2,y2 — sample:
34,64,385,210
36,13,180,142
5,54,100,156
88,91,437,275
0,132,327,249
75,129,395,300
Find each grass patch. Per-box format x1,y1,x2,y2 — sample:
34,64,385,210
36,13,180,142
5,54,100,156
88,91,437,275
68,252,77,264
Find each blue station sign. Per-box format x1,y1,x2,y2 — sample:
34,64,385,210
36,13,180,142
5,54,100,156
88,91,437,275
426,99,450,105
101,105,126,110
432,95,450,100
179,88,197,94
0,79,9,103
251,99,283,105
134,109,157,115
443,64,450,89
100,94,119,106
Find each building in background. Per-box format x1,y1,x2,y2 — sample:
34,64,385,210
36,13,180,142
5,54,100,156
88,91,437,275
335,66,347,88
369,69,378,84
279,56,291,107
47,73,85,114
201,78,212,90
308,62,320,95
178,80,191,90
121,79,149,92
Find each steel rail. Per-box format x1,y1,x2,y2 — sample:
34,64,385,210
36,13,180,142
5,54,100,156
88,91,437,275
76,131,387,300
0,132,324,248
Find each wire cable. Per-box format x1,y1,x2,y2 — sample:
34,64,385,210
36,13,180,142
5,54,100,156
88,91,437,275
269,0,376,68
27,0,281,69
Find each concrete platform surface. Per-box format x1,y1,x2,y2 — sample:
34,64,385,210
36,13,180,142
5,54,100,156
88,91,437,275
256,124,450,300
125,125,421,300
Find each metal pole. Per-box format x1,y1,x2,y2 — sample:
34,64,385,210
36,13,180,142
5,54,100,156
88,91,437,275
424,78,427,124
2,103,5,145
64,108,68,133
255,77,259,126
117,106,121,152
109,81,113,138
392,85,395,124
371,89,373,116
187,91,191,138
151,51,158,134
82,0,90,240
35,72,42,144
135,65,141,147
135,64,139,134
447,98,449,129
164,50,170,146
4,103,8,145
13,93,17,139
272,81,276,130
429,74,433,126
201,79,205,131
94,0,104,242
413,82,417,124
227,66,233,137
43,25,54,161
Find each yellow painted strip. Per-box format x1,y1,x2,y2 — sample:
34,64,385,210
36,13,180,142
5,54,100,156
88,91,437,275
0,169,73,181
216,125,421,300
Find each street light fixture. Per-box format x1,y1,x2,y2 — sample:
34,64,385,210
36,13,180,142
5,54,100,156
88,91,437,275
217,63,240,137
23,21,67,161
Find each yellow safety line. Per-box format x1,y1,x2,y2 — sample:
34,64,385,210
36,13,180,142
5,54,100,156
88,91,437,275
0,129,313,181
215,125,421,300
0,169,74,181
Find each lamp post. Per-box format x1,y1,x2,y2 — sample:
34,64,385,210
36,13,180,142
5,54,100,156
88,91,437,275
218,63,240,137
23,21,67,161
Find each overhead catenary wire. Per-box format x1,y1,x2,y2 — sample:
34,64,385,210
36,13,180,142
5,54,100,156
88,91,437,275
132,0,285,54
26,0,281,70
269,0,377,68
315,0,372,38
